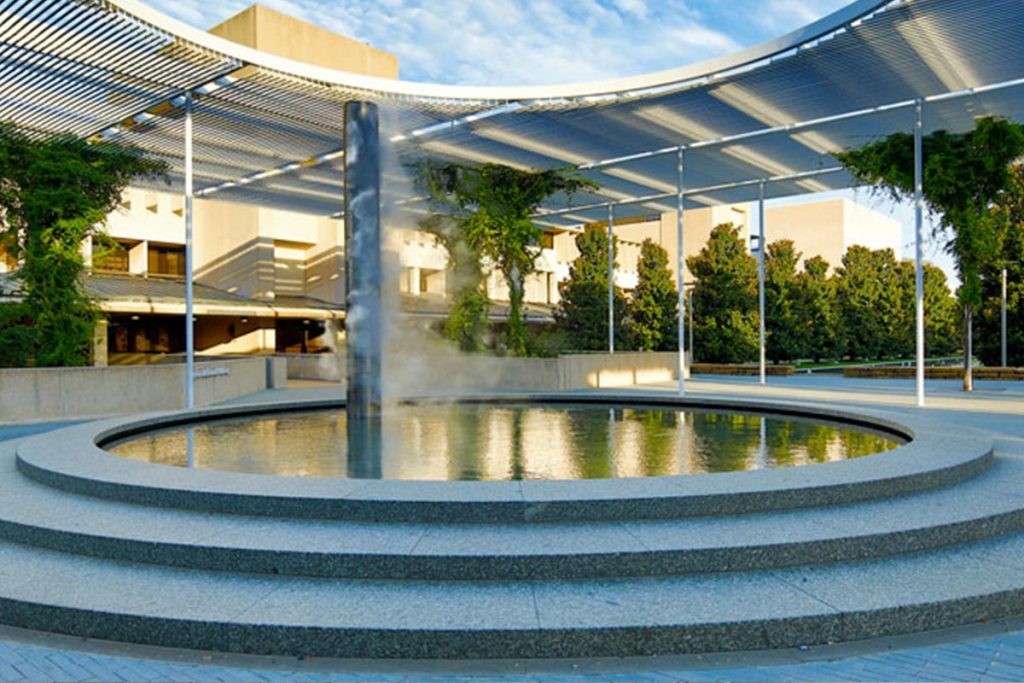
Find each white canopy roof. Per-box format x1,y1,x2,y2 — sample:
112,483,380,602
2,0,1023,222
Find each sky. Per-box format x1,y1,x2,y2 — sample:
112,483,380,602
143,0,956,282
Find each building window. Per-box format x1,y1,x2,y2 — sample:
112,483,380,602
93,240,131,273
540,232,555,249
148,244,185,277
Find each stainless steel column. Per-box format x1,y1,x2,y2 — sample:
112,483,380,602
607,204,615,354
676,147,686,396
344,101,383,419
757,181,766,386
184,90,195,409
914,99,926,407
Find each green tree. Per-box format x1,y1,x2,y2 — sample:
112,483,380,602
764,239,804,363
0,126,165,366
555,226,629,352
627,239,678,351
837,117,1024,389
686,223,758,363
835,246,908,360
797,256,843,362
977,165,1024,366
413,161,595,355
920,262,960,356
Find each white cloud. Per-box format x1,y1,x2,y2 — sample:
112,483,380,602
743,0,850,36
141,0,844,86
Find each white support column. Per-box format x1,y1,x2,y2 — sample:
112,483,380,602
1002,267,1008,368
757,181,766,386
914,98,926,407
184,90,195,409
607,204,615,355
676,147,686,397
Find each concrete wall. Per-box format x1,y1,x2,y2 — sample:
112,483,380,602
764,198,902,272
764,199,846,271
207,5,399,79
843,199,902,259
0,357,286,423
280,353,344,382
558,352,679,389
399,352,680,391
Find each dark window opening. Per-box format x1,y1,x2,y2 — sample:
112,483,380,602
149,244,186,277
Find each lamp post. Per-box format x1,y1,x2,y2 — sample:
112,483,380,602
1002,262,1019,368
751,230,765,385
1004,267,1009,368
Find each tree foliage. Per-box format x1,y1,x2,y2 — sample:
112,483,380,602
835,246,907,360
764,240,804,363
413,160,596,355
977,164,1024,366
921,263,960,356
0,125,166,367
685,231,958,365
796,256,842,362
837,117,1024,387
686,223,758,363
555,226,629,352
627,239,678,352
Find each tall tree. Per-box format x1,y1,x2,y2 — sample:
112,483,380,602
977,165,1024,366
627,239,678,352
413,161,595,355
920,262,960,357
555,226,629,352
797,256,843,362
835,246,907,360
764,239,804,363
0,125,165,366
837,117,1024,389
686,223,758,364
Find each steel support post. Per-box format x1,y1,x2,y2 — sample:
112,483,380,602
676,147,686,396
184,91,195,409
608,204,615,354
914,99,926,407
757,181,766,386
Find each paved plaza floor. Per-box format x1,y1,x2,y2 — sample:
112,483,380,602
2,373,1024,682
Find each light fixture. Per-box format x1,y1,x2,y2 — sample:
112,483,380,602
130,315,140,321
240,317,249,324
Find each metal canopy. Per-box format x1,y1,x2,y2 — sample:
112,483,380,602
1,0,1024,221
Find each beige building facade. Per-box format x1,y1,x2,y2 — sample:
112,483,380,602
764,198,902,270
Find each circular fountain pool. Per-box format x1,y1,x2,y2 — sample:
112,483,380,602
104,402,901,481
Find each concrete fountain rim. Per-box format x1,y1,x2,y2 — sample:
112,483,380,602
13,392,993,522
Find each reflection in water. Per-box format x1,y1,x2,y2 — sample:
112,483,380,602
186,427,195,469
347,416,382,479
106,404,902,482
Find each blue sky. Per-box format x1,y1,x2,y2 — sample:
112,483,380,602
144,0,955,281
147,0,852,86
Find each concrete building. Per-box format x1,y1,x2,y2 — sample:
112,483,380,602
764,198,903,270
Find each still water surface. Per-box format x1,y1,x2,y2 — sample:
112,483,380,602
106,404,901,481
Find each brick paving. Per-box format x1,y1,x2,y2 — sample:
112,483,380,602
2,619,1024,681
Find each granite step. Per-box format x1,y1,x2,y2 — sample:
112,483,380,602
0,528,1023,659
3,439,1024,580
